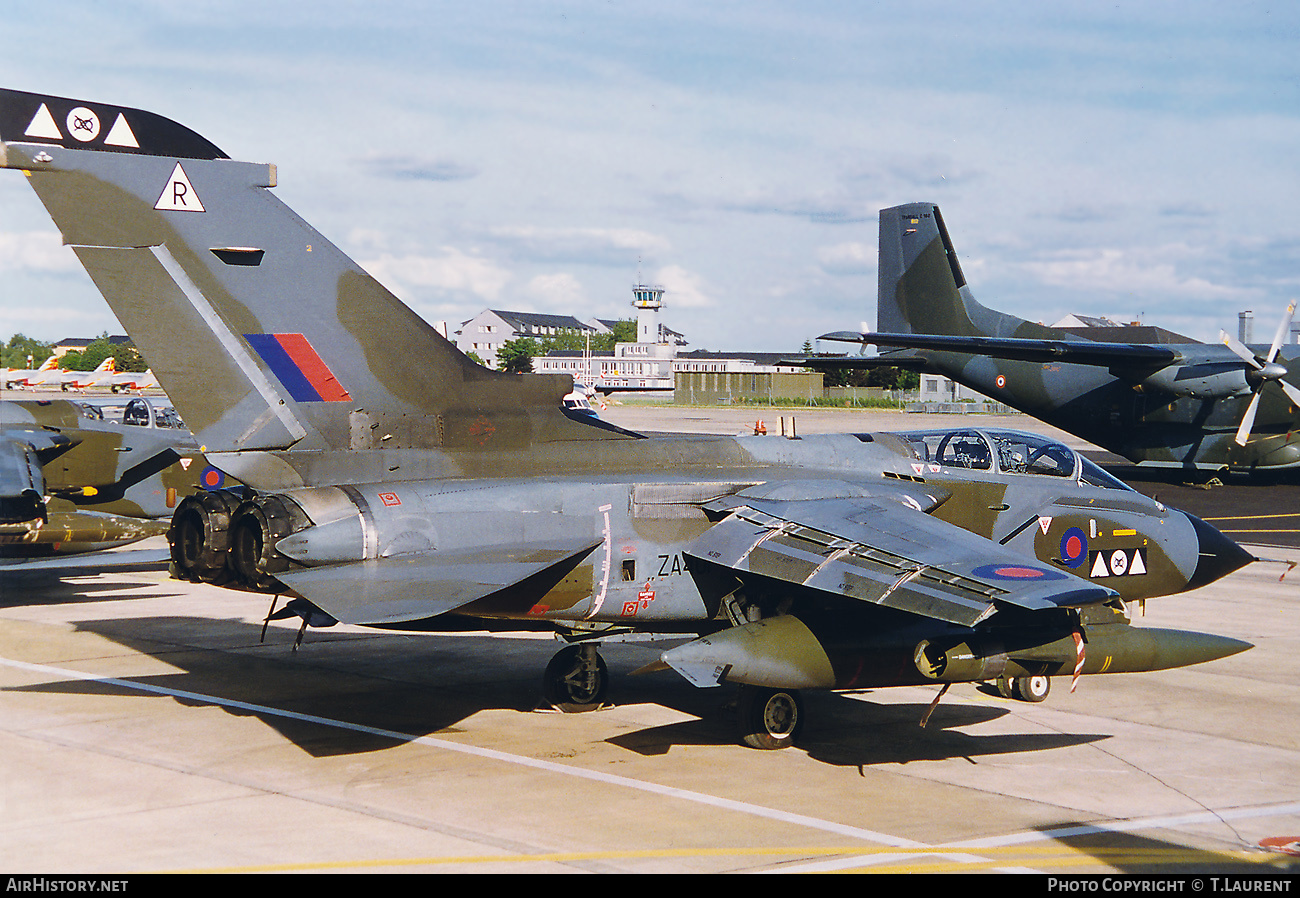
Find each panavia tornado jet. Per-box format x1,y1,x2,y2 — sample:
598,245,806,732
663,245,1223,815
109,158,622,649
818,203,1300,476
0,89,1253,748
0,397,234,565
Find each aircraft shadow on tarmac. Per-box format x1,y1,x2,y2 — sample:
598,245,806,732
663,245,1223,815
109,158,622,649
1035,824,1298,874
606,684,1108,766
6,614,1113,763
0,571,180,607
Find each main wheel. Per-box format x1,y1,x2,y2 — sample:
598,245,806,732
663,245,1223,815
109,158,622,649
1010,675,1050,702
543,644,609,712
737,685,803,750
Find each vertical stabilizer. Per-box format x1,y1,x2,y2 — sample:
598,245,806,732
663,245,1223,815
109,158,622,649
1,89,627,459
878,203,971,336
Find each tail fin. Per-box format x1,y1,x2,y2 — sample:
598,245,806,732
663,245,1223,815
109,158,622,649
38,356,58,371
1,89,622,458
877,202,1036,339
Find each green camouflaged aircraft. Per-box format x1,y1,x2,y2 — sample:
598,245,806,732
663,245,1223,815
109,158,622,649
1,397,234,562
0,89,1254,748
819,203,1300,477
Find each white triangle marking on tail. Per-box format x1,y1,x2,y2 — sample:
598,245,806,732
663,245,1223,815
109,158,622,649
155,163,206,212
104,114,140,149
25,103,62,140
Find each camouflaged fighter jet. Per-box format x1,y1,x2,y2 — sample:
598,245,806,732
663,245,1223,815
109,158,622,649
0,397,234,563
819,203,1300,477
0,89,1254,749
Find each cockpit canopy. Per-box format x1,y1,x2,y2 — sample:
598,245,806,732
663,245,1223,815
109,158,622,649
888,429,1133,491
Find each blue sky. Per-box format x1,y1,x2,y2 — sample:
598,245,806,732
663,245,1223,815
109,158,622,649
2,2,1298,351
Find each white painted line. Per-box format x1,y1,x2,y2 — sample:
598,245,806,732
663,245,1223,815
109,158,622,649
0,656,924,849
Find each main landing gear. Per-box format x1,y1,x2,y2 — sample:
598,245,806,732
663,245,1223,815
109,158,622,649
736,685,804,750
543,643,609,712
542,643,807,750
996,675,1051,703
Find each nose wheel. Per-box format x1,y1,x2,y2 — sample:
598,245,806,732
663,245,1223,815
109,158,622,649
543,644,609,712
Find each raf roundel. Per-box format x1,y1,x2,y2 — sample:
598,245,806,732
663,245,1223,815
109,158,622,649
200,466,225,490
1060,526,1088,567
971,562,1067,582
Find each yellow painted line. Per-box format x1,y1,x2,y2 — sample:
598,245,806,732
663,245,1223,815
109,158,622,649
155,844,1290,875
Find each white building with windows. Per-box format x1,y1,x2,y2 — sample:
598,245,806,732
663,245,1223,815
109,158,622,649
454,310,599,369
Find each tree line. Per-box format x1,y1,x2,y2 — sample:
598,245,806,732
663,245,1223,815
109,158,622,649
3,333,149,372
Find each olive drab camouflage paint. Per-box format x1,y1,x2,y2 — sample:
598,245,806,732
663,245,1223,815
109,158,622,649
821,203,1300,474
0,89,1253,749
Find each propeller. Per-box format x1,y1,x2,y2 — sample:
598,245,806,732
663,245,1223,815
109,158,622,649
1218,299,1300,446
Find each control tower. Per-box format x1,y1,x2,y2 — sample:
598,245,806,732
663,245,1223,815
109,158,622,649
632,283,666,344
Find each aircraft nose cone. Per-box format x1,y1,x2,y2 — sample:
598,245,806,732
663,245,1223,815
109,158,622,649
1185,513,1254,589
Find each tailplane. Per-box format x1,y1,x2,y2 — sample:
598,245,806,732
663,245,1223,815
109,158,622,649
1,89,624,461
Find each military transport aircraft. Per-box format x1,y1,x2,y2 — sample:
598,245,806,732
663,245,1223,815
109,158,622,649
0,89,1254,748
0,398,231,563
818,203,1300,476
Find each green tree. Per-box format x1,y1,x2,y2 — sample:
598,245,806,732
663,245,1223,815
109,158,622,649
536,319,637,355
497,337,539,374
606,319,637,344
58,333,146,372
2,334,53,369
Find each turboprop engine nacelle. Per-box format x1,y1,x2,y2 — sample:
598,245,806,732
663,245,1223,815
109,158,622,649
1133,362,1254,400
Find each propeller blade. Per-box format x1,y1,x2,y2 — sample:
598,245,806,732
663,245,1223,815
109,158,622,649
1219,330,1262,369
1235,391,1262,446
1279,378,1300,408
1265,299,1298,364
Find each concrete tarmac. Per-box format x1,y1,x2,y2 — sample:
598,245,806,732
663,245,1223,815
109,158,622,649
1,405,1298,874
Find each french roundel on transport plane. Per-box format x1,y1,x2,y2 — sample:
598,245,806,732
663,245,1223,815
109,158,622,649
244,333,353,402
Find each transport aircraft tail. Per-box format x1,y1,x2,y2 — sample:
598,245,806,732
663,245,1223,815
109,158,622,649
877,202,1055,341
0,88,630,467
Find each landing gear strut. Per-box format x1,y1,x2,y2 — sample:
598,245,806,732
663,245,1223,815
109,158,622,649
737,685,804,749
543,643,609,712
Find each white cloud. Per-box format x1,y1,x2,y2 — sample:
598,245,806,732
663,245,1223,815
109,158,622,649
1017,246,1241,300
653,264,714,309
817,242,873,275
525,272,587,310
485,226,671,265
0,232,80,273
359,248,511,301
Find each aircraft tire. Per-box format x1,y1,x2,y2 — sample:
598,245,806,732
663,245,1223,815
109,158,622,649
737,685,803,750
1011,675,1050,703
543,644,608,712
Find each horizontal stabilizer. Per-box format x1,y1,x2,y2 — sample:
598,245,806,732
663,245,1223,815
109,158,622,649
686,498,1114,626
821,332,1180,368
274,538,601,626
780,355,930,371
0,546,170,573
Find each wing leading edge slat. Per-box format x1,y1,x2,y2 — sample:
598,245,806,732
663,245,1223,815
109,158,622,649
685,499,1114,627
